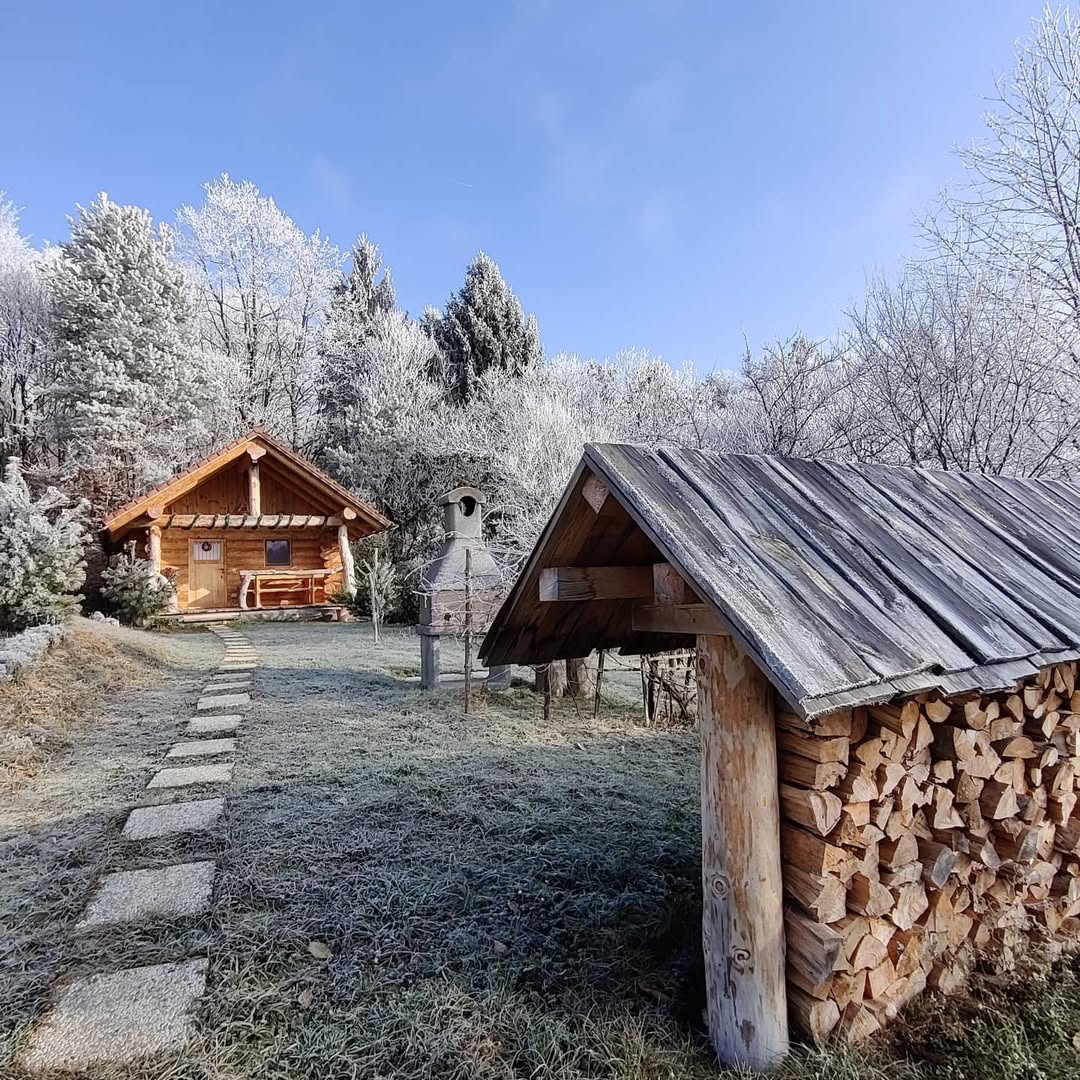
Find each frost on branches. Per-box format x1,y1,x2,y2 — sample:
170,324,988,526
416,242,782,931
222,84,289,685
51,194,208,510
0,458,87,632
0,197,56,471
424,252,544,402
175,175,342,449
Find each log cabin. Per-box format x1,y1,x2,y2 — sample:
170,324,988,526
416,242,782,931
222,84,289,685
480,444,1080,1067
101,428,391,619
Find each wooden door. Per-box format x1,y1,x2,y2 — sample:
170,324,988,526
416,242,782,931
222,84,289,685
189,539,226,609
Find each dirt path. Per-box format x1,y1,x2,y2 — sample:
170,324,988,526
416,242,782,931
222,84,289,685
3,621,705,1080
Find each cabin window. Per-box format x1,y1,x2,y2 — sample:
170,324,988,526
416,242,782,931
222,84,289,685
265,539,291,567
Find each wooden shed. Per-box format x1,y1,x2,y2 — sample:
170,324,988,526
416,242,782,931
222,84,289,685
102,428,390,618
480,443,1080,1066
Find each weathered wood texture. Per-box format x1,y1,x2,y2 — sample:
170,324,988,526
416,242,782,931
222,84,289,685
781,663,1080,1043
164,457,324,516
698,634,789,1068
159,528,343,611
480,445,1080,718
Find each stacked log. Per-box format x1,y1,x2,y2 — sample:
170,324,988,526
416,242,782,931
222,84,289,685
778,662,1080,1044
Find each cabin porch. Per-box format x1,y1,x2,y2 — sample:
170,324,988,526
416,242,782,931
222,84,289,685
139,523,355,615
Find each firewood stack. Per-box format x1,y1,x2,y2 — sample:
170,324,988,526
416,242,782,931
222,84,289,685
778,662,1080,1043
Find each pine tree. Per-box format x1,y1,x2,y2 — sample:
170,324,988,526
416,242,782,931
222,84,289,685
51,194,207,509
427,252,543,401
0,457,87,631
316,236,397,450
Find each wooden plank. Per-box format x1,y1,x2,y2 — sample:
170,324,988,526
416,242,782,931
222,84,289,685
698,634,788,1067
582,472,609,513
631,604,728,635
538,564,655,602
673,449,961,679
765,456,1037,664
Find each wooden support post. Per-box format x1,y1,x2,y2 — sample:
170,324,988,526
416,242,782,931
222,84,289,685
420,633,440,689
338,524,356,598
247,459,261,516
464,548,473,714
697,633,788,1069
147,524,162,577
594,649,606,718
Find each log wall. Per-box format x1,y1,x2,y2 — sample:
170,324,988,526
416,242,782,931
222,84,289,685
780,662,1080,1043
158,527,343,610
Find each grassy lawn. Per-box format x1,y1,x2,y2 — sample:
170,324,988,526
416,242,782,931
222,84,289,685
2,620,1080,1079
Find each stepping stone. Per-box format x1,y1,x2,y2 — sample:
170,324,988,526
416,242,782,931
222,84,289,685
217,663,256,672
197,693,249,711
203,681,251,693
16,959,208,1072
147,763,233,789
166,738,236,759
186,715,241,735
122,798,225,840
77,861,215,928
208,672,250,682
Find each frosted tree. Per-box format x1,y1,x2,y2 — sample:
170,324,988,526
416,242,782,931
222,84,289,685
425,252,544,401
321,310,456,559
0,457,87,631
175,175,342,448
846,260,1079,475
51,194,208,510
0,198,56,470
926,7,1080,346
316,235,398,449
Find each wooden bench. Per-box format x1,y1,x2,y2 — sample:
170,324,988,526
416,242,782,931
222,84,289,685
238,569,335,610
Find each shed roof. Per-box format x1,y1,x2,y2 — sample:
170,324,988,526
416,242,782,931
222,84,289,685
479,443,1080,718
102,427,391,539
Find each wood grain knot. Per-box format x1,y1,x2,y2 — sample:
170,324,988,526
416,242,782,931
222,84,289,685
709,874,730,898
730,946,752,972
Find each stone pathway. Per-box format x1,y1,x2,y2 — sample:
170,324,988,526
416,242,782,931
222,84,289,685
17,625,257,1073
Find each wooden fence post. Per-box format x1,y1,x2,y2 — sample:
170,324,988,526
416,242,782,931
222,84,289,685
696,633,788,1069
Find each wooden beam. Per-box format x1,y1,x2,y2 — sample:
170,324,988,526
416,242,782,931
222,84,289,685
342,506,358,521
338,523,356,597
582,473,609,513
246,444,267,462
653,562,693,605
632,604,728,635
698,633,788,1068
147,524,162,576
248,458,261,516
538,564,656,602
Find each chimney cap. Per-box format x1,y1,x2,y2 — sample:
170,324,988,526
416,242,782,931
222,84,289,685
438,486,486,506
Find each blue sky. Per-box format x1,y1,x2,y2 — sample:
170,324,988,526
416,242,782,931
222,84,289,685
1,0,1048,369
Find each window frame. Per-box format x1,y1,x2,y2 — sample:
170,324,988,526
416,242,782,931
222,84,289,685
264,539,292,567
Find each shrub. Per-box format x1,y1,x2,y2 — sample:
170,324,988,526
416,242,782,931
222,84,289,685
100,553,175,626
0,458,87,632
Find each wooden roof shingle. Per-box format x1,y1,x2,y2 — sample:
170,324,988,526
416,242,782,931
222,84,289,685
480,444,1080,717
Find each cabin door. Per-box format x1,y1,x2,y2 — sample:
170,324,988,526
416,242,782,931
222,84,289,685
189,540,227,609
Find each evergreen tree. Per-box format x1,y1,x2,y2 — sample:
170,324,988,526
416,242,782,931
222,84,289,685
427,252,543,401
316,236,397,450
51,194,207,509
0,457,86,631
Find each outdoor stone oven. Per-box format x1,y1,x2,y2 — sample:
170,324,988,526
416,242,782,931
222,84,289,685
416,487,510,689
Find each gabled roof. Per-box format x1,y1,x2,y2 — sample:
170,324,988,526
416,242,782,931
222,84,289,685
102,427,391,538
480,444,1080,718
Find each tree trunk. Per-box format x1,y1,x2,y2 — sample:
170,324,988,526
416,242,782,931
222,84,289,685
534,661,567,698
566,656,596,698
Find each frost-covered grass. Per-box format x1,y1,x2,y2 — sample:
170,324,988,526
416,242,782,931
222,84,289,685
4,621,1080,1080
0,622,68,684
